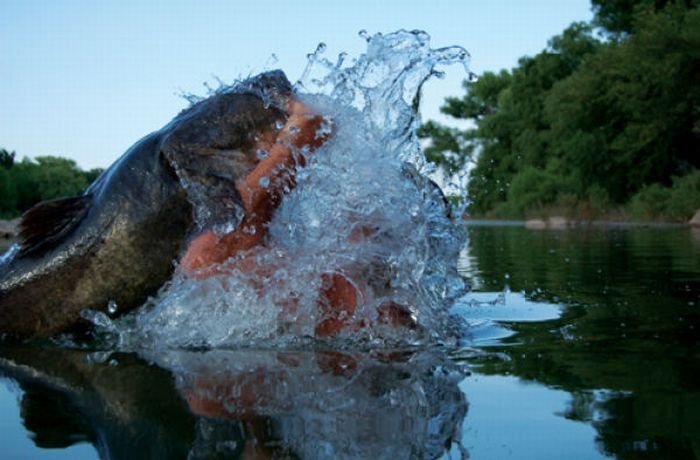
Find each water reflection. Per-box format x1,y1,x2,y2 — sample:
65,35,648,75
2,225,699,459
0,345,468,459
460,225,700,459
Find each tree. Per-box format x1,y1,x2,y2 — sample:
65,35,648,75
421,2,699,219
0,150,99,217
11,158,42,212
546,6,700,203
421,23,600,216
0,149,15,170
0,168,17,217
84,168,104,185
592,0,698,34
32,156,89,201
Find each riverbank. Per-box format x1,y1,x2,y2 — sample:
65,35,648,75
1,209,699,243
465,209,700,229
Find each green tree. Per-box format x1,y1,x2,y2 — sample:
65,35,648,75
0,168,17,217
422,1,700,219
0,150,99,217
0,149,15,170
421,23,599,216
32,156,89,201
545,5,700,203
11,158,42,212
592,0,698,34
83,168,104,185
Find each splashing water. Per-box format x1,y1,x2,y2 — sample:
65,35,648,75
102,30,470,350
298,29,469,171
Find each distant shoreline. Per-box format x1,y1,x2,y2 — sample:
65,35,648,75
465,215,700,229
2,211,698,244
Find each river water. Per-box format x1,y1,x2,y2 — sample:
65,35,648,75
458,223,700,459
1,223,698,459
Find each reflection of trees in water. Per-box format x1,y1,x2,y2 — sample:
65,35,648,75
465,225,700,459
0,346,468,459
467,225,700,306
561,390,700,458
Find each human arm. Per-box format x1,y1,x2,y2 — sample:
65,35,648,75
179,100,331,274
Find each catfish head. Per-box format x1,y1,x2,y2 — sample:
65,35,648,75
160,70,293,232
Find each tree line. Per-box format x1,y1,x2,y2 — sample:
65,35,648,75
0,148,103,219
420,0,700,221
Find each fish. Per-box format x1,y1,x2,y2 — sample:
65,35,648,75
0,70,293,339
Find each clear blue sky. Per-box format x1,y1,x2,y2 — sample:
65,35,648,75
1,0,593,169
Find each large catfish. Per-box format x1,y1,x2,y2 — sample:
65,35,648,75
0,71,292,339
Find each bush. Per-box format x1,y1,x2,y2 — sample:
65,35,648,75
667,170,700,220
628,170,700,221
628,184,672,220
506,167,574,217
0,151,98,218
0,168,17,218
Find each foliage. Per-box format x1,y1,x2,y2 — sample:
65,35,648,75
0,168,18,217
84,168,104,184
0,152,102,218
591,0,698,34
628,170,700,220
32,157,89,201
503,167,577,217
421,1,700,220
0,149,15,170
546,5,700,203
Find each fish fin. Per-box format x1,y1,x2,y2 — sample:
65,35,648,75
18,194,93,257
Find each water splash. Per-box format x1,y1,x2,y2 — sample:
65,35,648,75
147,348,468,459
104,30,470,350
296,29,470,171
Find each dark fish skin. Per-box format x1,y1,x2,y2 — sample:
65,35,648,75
0,71,292,339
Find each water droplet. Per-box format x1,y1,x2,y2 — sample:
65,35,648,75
267,53,279,66
358,29,370,41
107,300,118,315
259,176,270,188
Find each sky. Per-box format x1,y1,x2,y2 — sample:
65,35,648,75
1,0,593,169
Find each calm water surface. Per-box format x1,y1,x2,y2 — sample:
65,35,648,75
1,225,699,459
459,224,700,459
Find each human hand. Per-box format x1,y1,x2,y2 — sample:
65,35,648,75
278,100,333,150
